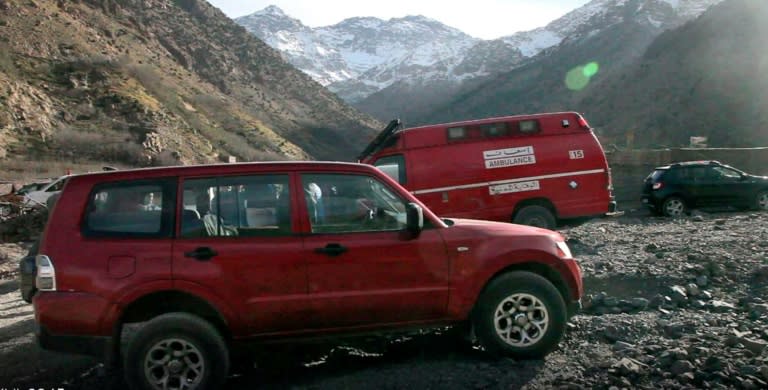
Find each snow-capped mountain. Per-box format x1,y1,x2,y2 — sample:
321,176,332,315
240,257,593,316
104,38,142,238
236,0,723,106
237,7,478,101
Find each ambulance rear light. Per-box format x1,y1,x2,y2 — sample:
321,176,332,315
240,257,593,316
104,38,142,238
577,116,589,128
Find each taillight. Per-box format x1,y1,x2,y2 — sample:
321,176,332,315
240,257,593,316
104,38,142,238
577,116,589,128
652,182,664,190
606,168,613,191
35,255,56,291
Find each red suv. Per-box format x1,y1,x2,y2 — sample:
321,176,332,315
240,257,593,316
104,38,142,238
32,162,582,389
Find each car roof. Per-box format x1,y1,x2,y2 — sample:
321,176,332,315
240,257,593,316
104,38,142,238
655,160,722,170
67,161,376,182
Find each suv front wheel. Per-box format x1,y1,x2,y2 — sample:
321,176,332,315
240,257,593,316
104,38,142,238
662,196,687,217
124,313,230,390
472,271,567,359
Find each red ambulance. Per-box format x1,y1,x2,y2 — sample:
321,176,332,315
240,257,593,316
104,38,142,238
358,112,617,229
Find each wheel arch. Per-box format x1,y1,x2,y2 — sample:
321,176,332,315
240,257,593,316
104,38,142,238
118,290,232,342
511,198,557,220
469,261,573,318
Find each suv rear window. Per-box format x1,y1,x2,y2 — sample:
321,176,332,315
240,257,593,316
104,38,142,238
649,170,666,181
83,179,176,237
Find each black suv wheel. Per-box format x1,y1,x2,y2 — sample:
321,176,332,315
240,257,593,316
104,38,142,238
662,196,687,217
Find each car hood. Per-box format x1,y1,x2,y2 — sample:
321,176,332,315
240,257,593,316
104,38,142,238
443,218,562,240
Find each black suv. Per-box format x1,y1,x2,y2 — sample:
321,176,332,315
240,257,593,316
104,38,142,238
642,161,768,216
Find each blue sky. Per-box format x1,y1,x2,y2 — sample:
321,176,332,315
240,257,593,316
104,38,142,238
206,0,592,40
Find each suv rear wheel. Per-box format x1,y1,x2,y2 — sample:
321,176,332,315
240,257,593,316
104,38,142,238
756,191,768,211
124,313,229,390
472,271,567,359
662,196,687,217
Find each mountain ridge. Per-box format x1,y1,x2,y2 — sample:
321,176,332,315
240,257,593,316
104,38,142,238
0,0,380,171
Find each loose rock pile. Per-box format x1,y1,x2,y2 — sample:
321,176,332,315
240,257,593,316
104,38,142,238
545,211,768,389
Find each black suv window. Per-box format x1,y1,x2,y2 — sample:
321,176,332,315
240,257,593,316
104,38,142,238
710,166,742,180
83,179,176,237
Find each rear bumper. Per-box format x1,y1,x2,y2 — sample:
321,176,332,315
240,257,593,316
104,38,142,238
641,194,661,209
36,323,112,358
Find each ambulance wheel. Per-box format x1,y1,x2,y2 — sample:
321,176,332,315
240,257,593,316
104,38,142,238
513,206,556,229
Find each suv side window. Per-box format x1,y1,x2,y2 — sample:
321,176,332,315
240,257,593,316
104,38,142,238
301,174,407,234
181,175,291,238
711,166,742,181
688,167,709,181
83,179,175,237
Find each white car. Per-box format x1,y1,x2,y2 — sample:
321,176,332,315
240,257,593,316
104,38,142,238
23,176,68,207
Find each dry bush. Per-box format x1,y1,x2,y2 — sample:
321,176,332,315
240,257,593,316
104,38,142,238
50,127,147,166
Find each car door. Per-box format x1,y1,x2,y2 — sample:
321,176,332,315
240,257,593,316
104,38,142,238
695,166,744,207
171,173,308,335
300,172,451,329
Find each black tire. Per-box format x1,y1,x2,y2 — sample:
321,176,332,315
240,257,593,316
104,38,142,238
756,191,768,211
661,196,687,217
124,313,230,390
472,271,567,359
513,205,556,229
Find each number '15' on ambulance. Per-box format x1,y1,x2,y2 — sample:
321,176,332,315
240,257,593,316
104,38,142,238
358,112,617,229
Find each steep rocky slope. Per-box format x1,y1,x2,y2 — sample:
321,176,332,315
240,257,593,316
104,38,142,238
0,0,379,173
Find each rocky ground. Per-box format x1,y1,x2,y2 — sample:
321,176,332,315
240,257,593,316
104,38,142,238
0,210,766,389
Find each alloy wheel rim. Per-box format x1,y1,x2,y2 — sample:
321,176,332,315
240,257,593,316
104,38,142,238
144,338,205,390
758,193,768,210
665,199,684,216
493,293,549,347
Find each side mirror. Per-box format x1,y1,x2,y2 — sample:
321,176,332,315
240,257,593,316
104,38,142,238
405,202,423,237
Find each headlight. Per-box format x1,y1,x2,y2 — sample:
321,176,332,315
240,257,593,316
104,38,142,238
555,241,573,259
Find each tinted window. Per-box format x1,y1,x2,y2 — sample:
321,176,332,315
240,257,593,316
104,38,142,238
84,179,175,237
711,166,742,180
518,120,540,134
300,174,407,234
481,122,509,137
649,170,666,181
181,175,291,238
447,126,466,140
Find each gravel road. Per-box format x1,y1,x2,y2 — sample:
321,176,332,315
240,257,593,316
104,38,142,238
0,210,766,389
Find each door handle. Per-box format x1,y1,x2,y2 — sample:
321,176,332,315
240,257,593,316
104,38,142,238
184,247,218,261
314,243,347,256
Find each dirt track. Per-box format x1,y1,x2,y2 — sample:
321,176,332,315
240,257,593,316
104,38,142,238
0,210,766,389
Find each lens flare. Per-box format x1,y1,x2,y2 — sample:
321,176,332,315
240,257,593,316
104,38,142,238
565,61,600,91
565,67,589,91
583,62,599,77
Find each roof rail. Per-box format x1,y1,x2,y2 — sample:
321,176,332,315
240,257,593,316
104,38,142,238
357,119,401,162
